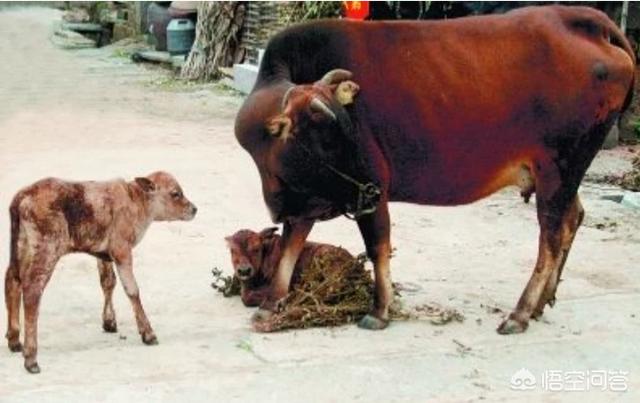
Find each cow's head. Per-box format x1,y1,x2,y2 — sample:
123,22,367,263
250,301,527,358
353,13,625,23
266,69,360,144
264,69,374,217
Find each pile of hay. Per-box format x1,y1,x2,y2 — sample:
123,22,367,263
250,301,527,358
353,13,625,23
211,252,467,331
603,155,640,191
211,267,241,297
212,251,374,331
619,155,640,191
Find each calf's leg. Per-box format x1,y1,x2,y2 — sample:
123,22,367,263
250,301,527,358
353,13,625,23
97,259,118,332
113,251,157,345
241,284,271,307
21,251,57,374
357,200,393,330
252,219,314,328
5,264,22,352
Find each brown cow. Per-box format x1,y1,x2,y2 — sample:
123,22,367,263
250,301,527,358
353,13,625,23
234,6,635,334
225,227,353,308
4,171,197,373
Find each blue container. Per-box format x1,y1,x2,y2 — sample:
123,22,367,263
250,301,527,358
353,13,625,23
167,18,195,55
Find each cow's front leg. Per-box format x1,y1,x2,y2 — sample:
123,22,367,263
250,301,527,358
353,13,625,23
357,200,393,330
252,219,314,328
112,249,157,345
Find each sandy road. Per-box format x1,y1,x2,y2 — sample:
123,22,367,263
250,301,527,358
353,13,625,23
0,7,639,402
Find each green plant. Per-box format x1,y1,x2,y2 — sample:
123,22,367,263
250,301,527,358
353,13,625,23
633,119,640,138
279,1,343,24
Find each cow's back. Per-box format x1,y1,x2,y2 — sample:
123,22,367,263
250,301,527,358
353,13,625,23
245,6,635,206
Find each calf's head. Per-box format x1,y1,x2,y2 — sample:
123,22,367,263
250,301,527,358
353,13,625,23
224,227,279,281
134,171,197,221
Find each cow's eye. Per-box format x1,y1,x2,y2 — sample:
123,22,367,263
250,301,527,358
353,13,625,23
170,190,182,199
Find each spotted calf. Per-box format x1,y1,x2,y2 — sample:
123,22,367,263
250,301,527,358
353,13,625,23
4,171,197,373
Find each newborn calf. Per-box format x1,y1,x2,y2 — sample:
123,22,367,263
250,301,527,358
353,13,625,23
225,227,353,307
4,171,197,373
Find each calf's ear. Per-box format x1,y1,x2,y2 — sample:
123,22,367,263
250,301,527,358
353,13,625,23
135,177,156,192
224,236,234,248
266,114,292,140
259,226,279,239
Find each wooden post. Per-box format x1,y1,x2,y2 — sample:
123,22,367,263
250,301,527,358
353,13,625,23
621,1,629,33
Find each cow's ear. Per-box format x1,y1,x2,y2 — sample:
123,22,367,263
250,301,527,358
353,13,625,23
259,226,279,239
334,80,360,105
135,177,156,192
266,114,293,140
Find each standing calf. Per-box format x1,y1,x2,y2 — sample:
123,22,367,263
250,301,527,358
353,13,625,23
4,171,197,373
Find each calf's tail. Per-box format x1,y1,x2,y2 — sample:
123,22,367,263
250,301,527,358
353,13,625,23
7,197,21,274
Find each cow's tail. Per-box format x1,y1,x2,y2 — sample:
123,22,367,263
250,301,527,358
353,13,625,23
564,7,636,111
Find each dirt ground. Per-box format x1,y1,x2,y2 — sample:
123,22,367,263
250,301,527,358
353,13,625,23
1,7,639,402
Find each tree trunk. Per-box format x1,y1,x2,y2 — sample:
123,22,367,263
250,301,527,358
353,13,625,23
181,1,246,81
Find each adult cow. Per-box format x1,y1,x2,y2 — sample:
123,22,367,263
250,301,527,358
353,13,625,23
234,6,635,334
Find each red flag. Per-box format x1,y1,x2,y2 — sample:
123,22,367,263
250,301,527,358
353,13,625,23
343,1,370,20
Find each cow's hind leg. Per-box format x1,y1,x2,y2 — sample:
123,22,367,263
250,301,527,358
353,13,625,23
532,196,585,319
98,259,118,333
22,252,57,374
497,190,579,334
5,264,22,352
498,118,613,334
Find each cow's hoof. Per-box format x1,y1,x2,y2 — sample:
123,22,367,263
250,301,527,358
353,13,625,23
8,341,22,353
530,308,544,321
141,332,158,345
252,308,274,323
24,361,40,374
251,309,276,332
102,320,118,333
532,296,555,320
497,317,528,335
357,314,389,330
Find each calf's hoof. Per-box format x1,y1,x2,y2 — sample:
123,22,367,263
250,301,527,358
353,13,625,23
357,314,389,330
141,332,158,345
102,320,118,333
24,361,41,374
497,315,528,335
8,341,23,353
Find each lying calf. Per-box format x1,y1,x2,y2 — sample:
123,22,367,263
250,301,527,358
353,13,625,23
224,227,353,307
4,171,197,373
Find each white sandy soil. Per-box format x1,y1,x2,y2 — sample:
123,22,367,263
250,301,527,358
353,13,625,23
0,7,639,402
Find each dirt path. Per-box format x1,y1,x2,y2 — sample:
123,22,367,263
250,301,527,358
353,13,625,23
1,7,639,402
